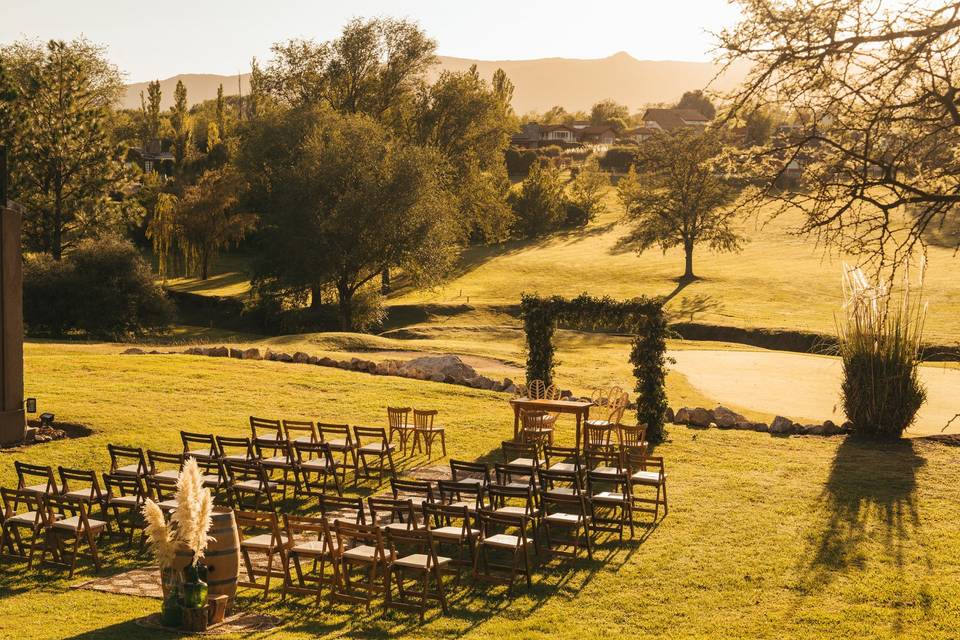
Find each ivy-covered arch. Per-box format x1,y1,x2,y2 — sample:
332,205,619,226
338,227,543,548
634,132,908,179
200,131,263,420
520,293,669,443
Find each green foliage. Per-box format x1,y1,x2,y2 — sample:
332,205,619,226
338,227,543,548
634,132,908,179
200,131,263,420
837,265,927,440
520,293,669,442
140,80,162,144
505,147,537,176
598,146,639,173
567,157,609,226
590,99,629,127
23,237,173,339
0,38,125,259
170,80,189,166
509,162,567,238
676,89,716,119
744,107,774,145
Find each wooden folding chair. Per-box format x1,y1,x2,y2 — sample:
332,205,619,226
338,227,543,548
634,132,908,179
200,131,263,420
412,409,446,458
421,502,477,578
494,463,536,491
437,480,486,516
586,469,633,540
181,431,218,461
473,508,534,593
195,457,229,504
537,467,582,500
107,444,147,479
281,514,339,605
224,459,279,511
250,416,283,444
292,441,341,498
0,488,46,561
390,478,435,513
146,450,184,482
235,510,289,598
540,489,593,560
317,494,365,527
15,461,58,497
367,497,418,534
543,444,582,475
449,459,491,488
215,435,255,464
387,406,415,456
353,426,397,482
144,473,179,513
255,436,296,498
101,473,144,546
501,441,540,478
34,494,107,577
58,467,107,529
332,520,392,608
384,528,450,622
487,484,542,554
318,423,358,487
283,419,319,445
625,450,668,521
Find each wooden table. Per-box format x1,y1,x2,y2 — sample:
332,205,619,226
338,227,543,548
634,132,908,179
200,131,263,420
509,398,593,451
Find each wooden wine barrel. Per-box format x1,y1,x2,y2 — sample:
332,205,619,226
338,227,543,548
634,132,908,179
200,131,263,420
163,508,241,608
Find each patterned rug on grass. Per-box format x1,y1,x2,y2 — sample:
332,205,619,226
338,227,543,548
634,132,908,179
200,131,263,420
75,566,163,599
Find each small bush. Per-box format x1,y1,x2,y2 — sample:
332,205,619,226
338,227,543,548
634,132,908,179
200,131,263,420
505,147,537,177
24,238,173,339
837,264,927,440
599,146,640,173
509,163,568,238
536,145,564,158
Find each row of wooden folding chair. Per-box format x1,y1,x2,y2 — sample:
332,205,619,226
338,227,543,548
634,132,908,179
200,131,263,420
387,407,447,459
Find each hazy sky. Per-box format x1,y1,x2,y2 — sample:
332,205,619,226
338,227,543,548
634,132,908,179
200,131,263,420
1,1,743,83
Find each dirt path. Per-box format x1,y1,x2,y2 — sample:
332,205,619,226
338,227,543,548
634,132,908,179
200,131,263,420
670,349,960,436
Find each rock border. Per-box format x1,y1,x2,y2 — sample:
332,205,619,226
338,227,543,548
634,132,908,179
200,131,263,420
669,405,850,437
123,346,518,394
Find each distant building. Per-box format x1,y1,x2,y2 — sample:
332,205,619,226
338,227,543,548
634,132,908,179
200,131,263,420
576,125,617,145
621,126,660,143
510,123,617,148
641,108,710,131
127,139,175,174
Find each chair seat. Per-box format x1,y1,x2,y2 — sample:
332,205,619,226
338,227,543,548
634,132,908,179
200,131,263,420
585,419,613,427
631,470,665,485
416,426,445,433
221,454,250,463
542,487,577,498
186,448,214,460
108,495,141,507
481,533,532,549
430,525,479,540
592,466,622,476
445,501,477,513
152,469,180,481
300,459,333,471
394,553,451,569
503,481,531,490
548,462,578,473
241,533,288,550
114,464,143,477
382,522,416,532
6,511,42,526
453,477,485,487
359,442,396,454
291,436,316,444
21,483,54,496
53,516,107,532
495,506,531,517
323,438,352,450
235,479,278,492
201,474,223,487
342,544,381,562
64,488,98,502
158,499,179,511
506,458,536,469
260,456,292,467
593,491,627,503
290,540,331,556
545,512,590,525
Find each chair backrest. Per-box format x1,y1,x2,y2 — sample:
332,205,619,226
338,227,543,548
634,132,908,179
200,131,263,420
44,493,93,528
367,497,417,529
215,436,254,461
544,384,562,401
107,444,147,476
543,445,580,470
586,469,629,497
624,450,664,476
537,467,581,495
603,391,628,424
254,436,291,461
385,526,438,563
540,488,589,518
494,463,535,488
317,494,365,524
618,424,647,449
502,440,539,465
584,423,614,451
249,416,282,442
476,507,530,538
282,419,318,444
437,480,485,511
422,501,473,532
282,513,333,548
487,483,536,516
147,450,184,476
526,379,547,399
15,461,58,494
412,409,437,430
0,487,42,522
102,473,144,501
235,509,283,545
390,477,435,503
333,520,387,559
144,474,177,501
353,426,388,447
449,459,491,486
223,458,265,484
58,467,102,501
317,423,352,445
180,431,217,458
387,407,411,430
291,440,335,466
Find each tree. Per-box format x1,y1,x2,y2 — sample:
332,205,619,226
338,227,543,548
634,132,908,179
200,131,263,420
170,80,189,166
568,157,609,226
174,169,257,280
743,106,773,146
718,0,960,262
676,90,716,119
140,80,161,145
241,107,459,330
541,105,568,124
492,67,515,115
510,162,567,238
0,39,124,259
215,83,226,136
246,57,266,119
590,99,629,127
618,130,744,281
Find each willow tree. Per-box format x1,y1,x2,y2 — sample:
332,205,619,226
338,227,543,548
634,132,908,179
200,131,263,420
145,192,179,281
170,80,189,167
719,0,960,263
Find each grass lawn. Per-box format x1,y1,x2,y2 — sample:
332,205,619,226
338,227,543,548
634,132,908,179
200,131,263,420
1,343,958,638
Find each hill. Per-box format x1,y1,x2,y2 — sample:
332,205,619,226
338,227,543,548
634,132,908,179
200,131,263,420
121,52,748,112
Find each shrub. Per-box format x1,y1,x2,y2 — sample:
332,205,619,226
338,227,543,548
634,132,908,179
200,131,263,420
505,147,537,177
24,238,173,339
537,145,564,158
837,263,927,440
509,163,567,238
599,146,640,173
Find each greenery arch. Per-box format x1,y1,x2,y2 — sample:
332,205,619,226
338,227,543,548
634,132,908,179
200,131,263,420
520,293,669,443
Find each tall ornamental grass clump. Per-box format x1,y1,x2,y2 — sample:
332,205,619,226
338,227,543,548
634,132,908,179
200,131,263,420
837,262,927,440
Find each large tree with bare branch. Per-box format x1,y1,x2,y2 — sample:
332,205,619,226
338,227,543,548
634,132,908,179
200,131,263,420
719,0,960,264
